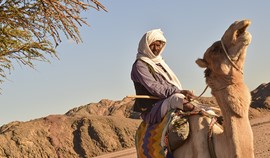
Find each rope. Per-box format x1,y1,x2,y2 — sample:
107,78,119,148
188,85,208,103
221,40,244,74
208,117,218,158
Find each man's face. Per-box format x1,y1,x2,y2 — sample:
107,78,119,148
149,40,165,56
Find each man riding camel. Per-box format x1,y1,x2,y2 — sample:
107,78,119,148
131,29,198,124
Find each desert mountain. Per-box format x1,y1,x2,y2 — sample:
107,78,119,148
251,82,270,109
0,98,141,158
0,82,269,157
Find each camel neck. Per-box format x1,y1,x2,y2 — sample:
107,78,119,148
213,87,254,157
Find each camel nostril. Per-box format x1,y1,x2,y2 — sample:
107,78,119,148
236,25,248,38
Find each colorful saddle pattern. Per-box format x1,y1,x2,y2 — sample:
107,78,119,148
135,111,174,158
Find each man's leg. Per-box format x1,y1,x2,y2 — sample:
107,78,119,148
161,93,185,117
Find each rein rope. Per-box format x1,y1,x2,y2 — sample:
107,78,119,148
220,40,244,74
187,85,208,104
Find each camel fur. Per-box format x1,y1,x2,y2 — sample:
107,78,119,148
173,20,254,158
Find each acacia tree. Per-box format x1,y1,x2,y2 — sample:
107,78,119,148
0,0,107,86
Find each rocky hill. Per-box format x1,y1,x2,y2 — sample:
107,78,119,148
0,82,269,158
249,82,270,119
0,98,141,158
251,82,270,109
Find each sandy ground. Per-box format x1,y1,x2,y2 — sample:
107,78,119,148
95,115,270,158
251,116,270,158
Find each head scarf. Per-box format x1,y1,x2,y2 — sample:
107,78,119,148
137,29,182,90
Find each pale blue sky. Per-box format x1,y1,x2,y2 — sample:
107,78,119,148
0,1,269,125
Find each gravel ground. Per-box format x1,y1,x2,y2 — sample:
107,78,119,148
251,116,270,158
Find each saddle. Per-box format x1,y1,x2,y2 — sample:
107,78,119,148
135,110,190,158
167,111,190,151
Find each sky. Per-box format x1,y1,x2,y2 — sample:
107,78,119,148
0,1,270,126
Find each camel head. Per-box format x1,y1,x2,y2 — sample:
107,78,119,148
195,20,252,90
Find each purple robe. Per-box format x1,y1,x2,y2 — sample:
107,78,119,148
131,59,181,124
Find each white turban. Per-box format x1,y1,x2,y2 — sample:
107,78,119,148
136,29,182,90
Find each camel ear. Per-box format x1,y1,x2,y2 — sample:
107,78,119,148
195,58,208,68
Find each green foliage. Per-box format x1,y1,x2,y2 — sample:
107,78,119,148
0,0,107,87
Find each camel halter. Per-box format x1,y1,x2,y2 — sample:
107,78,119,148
220,40,244,74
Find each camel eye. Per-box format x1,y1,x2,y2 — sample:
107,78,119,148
204,68,211,77
212,45,221,54
210,41,222,54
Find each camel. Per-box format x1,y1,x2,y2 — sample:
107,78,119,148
135,19,254,158
171,19,254,158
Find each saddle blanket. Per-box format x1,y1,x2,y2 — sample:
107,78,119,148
135,111,174,158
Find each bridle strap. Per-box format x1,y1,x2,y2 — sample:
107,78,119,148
189,85,208,102
208,117,218,158
221,40,244,74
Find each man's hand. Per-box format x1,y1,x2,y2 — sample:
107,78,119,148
182,99,202,112
180,90,195,101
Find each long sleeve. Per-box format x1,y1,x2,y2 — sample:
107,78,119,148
131,60,181,99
